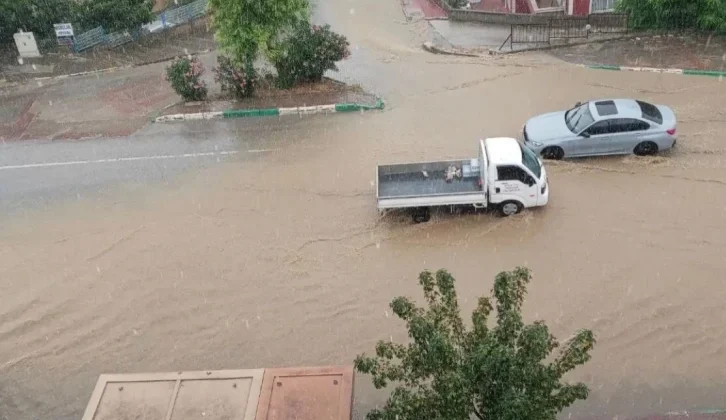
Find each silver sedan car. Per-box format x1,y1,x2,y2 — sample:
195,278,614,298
523,99,677,159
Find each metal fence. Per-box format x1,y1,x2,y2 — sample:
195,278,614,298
69,0,207,53
500,12,629,50
550,16,589,39
505,24,550,50
588,12,629,34
73,26,105,52
161,0,207,26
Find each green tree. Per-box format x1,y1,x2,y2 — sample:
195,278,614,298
355,267,596,420
0,0,77,43
206,0,309,78
618,0,726,32
75,0,154,32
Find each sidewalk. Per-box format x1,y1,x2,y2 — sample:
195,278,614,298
549,34,726,72
0,18,214,83
0,60,178,141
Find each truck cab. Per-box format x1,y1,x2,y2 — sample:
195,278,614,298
481,138,549,216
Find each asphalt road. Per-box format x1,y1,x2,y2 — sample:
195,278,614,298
0,117,317,216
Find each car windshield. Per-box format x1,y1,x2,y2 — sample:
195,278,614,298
520,143,542,179
565,103,595,133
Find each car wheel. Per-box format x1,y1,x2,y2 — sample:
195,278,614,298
498,201,523,217
412,207,431,223
541,146,565,160
634,141,659,156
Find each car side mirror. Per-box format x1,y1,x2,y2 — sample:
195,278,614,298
580,131,590,138
574,101,582,107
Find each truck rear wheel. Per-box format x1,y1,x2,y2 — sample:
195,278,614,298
412,207,431,223
498,201,522,217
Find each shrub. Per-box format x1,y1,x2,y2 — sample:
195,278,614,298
165,56,208,101
274,24,350,89
618,0,726,32
213,55,256,99
76,0,154,33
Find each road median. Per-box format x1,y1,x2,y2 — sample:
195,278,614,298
155,98,385,122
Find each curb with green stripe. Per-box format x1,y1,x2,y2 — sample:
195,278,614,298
579,64,726,78
155,98,385,123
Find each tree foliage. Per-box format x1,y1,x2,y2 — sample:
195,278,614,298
206,0,309,65
354,267,596,420
0,0,76,43
75,0,154,33
274,24,349,89
0,0,154,45
618,0,726,32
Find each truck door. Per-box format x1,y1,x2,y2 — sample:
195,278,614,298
492,165,539,208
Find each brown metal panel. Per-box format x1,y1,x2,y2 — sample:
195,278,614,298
82,369,264,420
255,366,354,420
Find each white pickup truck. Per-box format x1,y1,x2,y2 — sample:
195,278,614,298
376,137,550,223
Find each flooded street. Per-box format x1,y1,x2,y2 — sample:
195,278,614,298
2,1,726,419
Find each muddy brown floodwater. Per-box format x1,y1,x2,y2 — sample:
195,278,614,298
2,1,726,419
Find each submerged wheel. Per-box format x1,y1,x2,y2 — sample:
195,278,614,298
634,141,658,156
412,207,431,224
498,201,523,217
541,146,564,160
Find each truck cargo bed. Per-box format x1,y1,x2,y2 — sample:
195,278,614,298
377,160,483,200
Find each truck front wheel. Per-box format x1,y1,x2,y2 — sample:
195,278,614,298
498,201,523,217
412,207,431,223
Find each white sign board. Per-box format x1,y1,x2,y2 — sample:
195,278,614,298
53,23,74,37
13,32,41,58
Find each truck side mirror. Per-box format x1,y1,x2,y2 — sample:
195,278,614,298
575,101,582,107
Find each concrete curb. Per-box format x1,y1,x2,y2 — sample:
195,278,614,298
154,98,386,123
34,65,132,81
32,48,213,82
578,64,726,78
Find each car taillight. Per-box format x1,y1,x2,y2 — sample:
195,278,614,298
667,127,676,135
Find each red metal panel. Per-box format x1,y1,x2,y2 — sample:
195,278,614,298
255,366,354,420
573,0,590,15
515,0,533,13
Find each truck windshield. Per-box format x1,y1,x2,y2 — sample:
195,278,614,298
520,143,542,179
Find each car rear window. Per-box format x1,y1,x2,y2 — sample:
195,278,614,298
636,100,663,124
595,100,618,116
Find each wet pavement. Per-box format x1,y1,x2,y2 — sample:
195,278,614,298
2,1,726,420
550,35,726,71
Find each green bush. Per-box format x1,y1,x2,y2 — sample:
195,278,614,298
213,55,256,99
0,0,77,44
274,24,350,89
76,0,154,32
618,0,726,32
165,56,208,101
